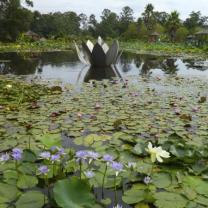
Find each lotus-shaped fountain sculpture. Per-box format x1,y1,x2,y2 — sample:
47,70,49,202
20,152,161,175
74,36,122,67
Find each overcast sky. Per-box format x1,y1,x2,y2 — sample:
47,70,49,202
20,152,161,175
26,0,208,20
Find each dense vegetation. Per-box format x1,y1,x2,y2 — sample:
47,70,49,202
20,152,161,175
0,0,208,43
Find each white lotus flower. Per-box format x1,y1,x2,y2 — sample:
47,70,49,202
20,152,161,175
74,36,122,67
5,84,12,89
113,204,123,208
146,142,170,163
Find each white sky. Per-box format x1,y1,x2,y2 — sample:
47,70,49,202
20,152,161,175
24,0,208,20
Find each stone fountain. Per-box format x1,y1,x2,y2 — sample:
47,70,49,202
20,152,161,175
74,36,122,67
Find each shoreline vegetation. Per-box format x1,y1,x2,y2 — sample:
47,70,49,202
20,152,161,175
0,39,207,59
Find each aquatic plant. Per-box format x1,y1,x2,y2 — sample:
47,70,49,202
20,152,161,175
0,76,208,207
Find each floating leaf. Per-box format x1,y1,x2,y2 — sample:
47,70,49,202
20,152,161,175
17,175,38,189
16,191,46,208
54,177,96,208
152,172,172,188
154,192,188,208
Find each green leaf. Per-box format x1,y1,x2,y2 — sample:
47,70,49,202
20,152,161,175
22,149,37,162
17,175,38,189
122,189,146,204
38,133,61,148
16,191,46,208
152,172,172,188
0,183,19,204
54,177,96,208
183,176,208,197
195,195,208,206
154,192,188,208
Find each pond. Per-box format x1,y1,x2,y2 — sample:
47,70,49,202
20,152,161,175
0,51,208,84
1,51,208,208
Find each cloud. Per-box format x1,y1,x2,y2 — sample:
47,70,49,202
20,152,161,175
27,0,208,20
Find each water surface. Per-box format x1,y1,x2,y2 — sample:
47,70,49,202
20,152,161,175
0,51,208,84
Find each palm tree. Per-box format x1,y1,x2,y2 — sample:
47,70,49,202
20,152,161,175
142,3,156,33
166,11,181,42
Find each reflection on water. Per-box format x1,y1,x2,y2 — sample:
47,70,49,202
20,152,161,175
0,51,208,84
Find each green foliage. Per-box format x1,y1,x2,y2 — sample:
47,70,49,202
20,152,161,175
38,134,62,148
0,0,33,41
0,75,208,207
166,11,181,42
54,177,96,208
122,23,138,40
176,27,189,42
154,192,188,208
15,191,45,208
0,183,19,204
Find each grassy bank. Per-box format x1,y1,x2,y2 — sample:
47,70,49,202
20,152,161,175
120,41,208,58
0,39,73,53
0,39,207,58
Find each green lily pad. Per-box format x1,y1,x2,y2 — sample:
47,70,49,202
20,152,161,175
54,177,96,208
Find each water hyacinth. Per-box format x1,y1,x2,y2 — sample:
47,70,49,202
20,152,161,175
38,165,49,175
0,153,10,163
146,142,170,163
40,151,51,160
12,148,23,161
84,170,95,178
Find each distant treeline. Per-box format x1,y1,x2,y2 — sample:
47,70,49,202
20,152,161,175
0,0,208,42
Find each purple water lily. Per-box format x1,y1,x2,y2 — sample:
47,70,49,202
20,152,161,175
111,162,123,176
50,154,60,162
39,151,51,160
12,148,23,161
75,150,89,160
144,176,152,185
84,170,95,178
0,153,10,163
38,165,49,175
103,154,114,163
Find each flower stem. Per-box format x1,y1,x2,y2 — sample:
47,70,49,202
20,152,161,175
79,160,82,180
15,160,19,177
114,175,118,205
45,175,50,204
102,164,108,198
53,163,55,177
28,135,31,149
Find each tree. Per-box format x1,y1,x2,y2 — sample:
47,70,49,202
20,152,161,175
166,11,181,42
176,26,189,42
154,11,168,26
122,23,138,40
88,14,97,37
184,11,208,33
142,3,156,34
119,6,134,34
31,11,80,38
0,0,33,41
96,9,119,38
137,18,148,40
79,13,88,30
